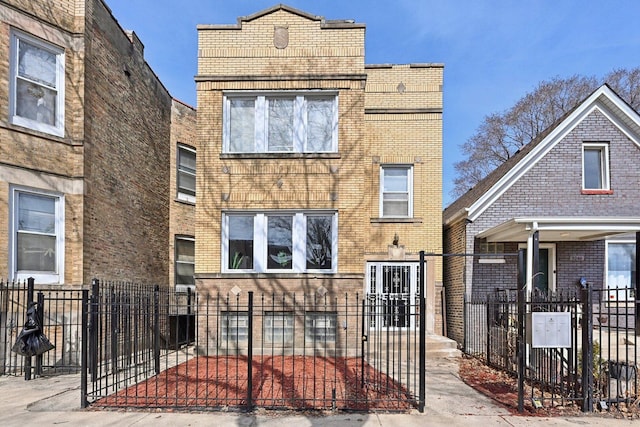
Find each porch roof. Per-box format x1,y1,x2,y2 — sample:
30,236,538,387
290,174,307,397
476,217,640,242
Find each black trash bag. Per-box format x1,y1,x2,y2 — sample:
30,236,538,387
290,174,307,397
12,302,55,357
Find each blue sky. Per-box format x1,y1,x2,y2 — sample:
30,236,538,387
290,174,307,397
105,0,640,207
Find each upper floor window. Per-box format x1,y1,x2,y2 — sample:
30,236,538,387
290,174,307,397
10,187,64,283
175,236,195,292
10,30,65,137
223,93,337,154
380,166,413,218
582,143,609,190
177,144,196,203
223,211,337,273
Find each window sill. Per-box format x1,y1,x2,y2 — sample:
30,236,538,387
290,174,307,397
478,258,506,264
581,189,613,195
370,217,423,224
175,195,195,206
220,153,341,160
2,121,71,144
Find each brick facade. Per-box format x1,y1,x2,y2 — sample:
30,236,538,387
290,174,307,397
0,0,174,286
444,93,640,345
169,99,197,287
195,6,443,332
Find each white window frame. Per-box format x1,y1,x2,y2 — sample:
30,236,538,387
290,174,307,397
9,186,65,284
9,30,65,137
582,143,610,190
605,239,635,302
177,144,196,203
174,235,195,292
379,165,414,218
221,211,338,273
222,92,338,154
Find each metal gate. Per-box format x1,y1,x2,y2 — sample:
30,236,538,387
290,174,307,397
0,278,84,378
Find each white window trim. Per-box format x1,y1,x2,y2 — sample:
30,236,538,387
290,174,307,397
9,30,65,137
582,143,610,190
9,186,65,284
177,144,196,203
379,165,414,218
605,239,635,302
175,235,195,293
222,92,338,154
221,211,338,274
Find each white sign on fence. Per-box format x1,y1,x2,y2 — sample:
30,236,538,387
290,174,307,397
527,312,572,348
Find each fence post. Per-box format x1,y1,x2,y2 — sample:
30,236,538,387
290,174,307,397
580,282,593,412
35,292,44,376
154,285,160,375
81,289,89,408
90,279,99,382
24,277,34,381
486,298,492,367
516,249,526,413
247,291,254,410
418,251,426,413
361,298,366,389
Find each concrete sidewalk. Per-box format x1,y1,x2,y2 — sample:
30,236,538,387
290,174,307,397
0,357,636,426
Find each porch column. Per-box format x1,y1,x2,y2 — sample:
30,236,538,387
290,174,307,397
532,230,540,296
636,232,639,335
525,228,540,296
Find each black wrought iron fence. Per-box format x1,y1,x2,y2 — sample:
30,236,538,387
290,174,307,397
464,285,639,412
0,278,84,378
83,285,426,412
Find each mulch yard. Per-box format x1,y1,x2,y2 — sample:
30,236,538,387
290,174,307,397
458,355,640,419
94,355,413,411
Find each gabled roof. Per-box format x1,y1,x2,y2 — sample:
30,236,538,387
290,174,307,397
198,4,365,30
443,84,640,225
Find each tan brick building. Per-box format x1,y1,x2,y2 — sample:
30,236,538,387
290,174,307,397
0,0,179,286
195,5,443,341
169,99,197,291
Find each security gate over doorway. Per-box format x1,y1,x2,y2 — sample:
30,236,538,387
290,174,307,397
366,262,420,329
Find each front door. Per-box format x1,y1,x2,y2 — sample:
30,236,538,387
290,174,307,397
366,262,419,329
520,244,555,296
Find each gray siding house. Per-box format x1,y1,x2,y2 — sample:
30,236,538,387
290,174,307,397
443,85,640,345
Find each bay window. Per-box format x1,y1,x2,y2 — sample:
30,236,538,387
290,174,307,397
224,93,337,153
223,211,337,273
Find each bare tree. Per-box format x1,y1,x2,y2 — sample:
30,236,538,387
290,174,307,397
452,68,640,198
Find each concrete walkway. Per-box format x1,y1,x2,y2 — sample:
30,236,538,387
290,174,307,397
0,357,637,426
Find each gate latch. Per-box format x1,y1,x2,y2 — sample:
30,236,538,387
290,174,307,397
361,335,367,342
